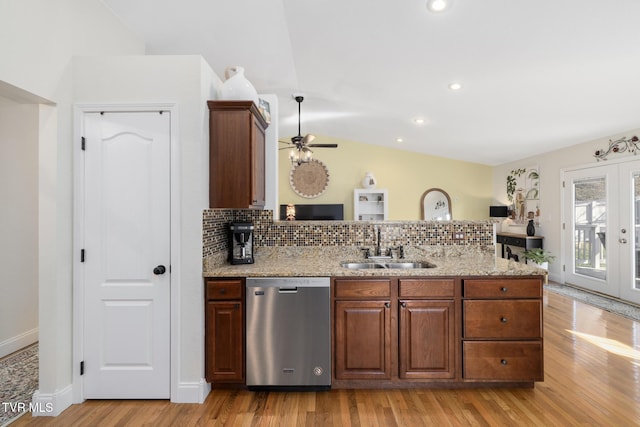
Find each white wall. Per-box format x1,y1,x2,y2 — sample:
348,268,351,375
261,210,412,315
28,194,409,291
492,127,640,283
0,0,145,415
0,98,39,356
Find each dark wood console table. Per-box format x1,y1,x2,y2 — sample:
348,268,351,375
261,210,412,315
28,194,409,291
496,232,543,259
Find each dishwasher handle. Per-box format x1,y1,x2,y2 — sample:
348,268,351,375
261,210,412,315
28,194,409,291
278,287,299,293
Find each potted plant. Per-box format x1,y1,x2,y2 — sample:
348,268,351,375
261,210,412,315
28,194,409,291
523,248,555,270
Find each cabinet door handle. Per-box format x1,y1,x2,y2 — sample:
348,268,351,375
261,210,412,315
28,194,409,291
400,302,407,308
501,359,508,365
234,303,240,309
500,317,508,323
500,287,508,293
384,302,390,309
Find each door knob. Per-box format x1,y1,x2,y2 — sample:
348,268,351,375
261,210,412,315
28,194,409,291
619,238,628,244
153,265,167,275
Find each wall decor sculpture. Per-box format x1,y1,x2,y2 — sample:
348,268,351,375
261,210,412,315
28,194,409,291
506,166,540,224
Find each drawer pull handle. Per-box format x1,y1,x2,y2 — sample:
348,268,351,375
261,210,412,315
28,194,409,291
219,288,226,294
500,317,508,323
501,287,508,292
501,359,508,366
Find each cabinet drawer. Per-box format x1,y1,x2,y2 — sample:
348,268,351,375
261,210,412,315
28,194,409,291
206,279,243,300
463,278,541,298
463,300,541,338
463,341,543,381
334,279,391,298
399,278,455,298
496,235,526,247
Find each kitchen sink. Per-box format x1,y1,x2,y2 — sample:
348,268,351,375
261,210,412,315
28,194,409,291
340,261,436,269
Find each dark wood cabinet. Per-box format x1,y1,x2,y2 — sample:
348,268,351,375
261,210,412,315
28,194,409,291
334,300,392,380
205,278,244,384
398,279,456,379
208,101,268,209
334,279,391,380
462,278,543,382
399,300,455,379
333,277,457,382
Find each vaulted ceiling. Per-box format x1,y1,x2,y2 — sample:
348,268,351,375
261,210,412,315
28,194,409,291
101,0,640,165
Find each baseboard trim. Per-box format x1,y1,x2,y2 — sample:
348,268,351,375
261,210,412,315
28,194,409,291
31,384,73,417
0,328,38,358
173,379,210,403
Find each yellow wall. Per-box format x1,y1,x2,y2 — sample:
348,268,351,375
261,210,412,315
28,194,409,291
279,136,493,220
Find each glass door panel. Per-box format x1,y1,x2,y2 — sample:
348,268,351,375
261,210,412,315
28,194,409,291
634,173,640,290
564,161,640,304
573,177,607,281
618,163,640,304
563,164,620,297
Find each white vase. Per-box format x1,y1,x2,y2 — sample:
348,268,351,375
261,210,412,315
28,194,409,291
218,66,258,104
527,260,548,270
362,172,377,189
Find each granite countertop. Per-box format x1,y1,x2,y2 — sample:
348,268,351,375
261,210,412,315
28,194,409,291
203,246,546,278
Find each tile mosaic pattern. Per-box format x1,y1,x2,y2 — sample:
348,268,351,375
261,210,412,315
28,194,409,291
203,209,496,257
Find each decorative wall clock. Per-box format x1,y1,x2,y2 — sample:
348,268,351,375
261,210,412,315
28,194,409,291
289,159,330,198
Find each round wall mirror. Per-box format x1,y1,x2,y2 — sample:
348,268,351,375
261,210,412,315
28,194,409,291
421,188,452,220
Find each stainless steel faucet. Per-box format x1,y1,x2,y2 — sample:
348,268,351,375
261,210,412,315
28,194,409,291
362,226,391,260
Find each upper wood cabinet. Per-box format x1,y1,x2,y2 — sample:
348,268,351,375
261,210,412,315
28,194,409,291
208,101,268,209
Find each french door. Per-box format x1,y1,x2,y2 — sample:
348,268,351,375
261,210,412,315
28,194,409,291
563,160,640,304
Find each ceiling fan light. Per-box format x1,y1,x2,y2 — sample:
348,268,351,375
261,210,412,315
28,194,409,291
427,0,451,12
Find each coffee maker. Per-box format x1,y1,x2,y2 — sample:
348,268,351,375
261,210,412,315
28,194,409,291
229,222,254,264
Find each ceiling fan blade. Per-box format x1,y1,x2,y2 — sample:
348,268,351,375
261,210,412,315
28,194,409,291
302,134,315,145
308,143,338,148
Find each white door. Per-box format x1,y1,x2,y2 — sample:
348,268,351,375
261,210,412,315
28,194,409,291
563,161,640,304
618,161,640,303
82,111,170,398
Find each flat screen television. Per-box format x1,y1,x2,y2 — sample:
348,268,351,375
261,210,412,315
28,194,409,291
489,205,509,218
279,204,344,220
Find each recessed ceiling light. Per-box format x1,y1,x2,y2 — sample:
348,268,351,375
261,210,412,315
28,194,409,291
448,82,463,91
414,118,425,125
427,0,452,12
396,138,404,143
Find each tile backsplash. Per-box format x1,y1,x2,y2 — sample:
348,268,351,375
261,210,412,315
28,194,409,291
203,209,496,259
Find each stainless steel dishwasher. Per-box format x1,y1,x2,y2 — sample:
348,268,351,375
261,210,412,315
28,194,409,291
246,277,331,390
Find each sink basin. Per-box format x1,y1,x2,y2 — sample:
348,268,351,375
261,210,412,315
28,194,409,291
340,261,436,269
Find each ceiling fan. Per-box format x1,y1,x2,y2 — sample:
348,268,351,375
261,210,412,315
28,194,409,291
279,95,338,165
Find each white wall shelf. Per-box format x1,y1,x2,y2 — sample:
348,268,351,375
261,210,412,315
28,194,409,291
354,189,388,221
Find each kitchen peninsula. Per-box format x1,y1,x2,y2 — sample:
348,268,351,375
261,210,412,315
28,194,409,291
203,210,545,390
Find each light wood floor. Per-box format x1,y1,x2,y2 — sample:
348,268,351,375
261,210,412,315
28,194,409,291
13,289,640,426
